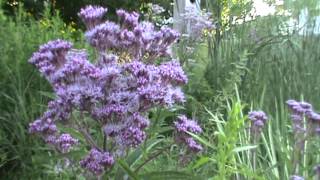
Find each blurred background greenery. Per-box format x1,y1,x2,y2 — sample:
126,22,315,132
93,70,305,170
1,0,172,25
0,0,320,179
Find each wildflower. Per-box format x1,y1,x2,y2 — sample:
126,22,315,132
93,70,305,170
29,4,200,176
29,40,72,80
80,149,114,175
286,99,320,176
158,60,188,85
29,118,57,135
116,9,140,28
247,110,268,171
78,5,108,30
248,110,268,137
180,6,214,40
85,21,121,52
55,133,78,153
174,115,203,152
151,4,165,15
286,99,320,135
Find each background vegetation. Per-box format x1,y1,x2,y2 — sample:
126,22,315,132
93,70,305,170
0,0,320,179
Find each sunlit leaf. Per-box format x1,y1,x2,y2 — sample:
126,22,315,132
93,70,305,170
232,145,257,153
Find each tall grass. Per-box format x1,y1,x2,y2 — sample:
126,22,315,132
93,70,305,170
201,0,320,111
177,0,320,179
0,3,82,178
180,0,320,122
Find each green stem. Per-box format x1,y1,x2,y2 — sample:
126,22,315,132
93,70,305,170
77,111,102,151
134,145,172,173
103,133,107,151
252,134,257,172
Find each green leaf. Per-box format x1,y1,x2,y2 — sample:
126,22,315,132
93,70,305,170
57,125,85,143
192,156,211,169
232,145,257,153
127,138,164,167
140,171,203,180
186,131,215,149
126,147,143,167
155,126,173,134
39,91,56,99
117,159,139,180
205,107,226,124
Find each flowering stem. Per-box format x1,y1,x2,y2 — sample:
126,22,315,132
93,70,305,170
252,134,257,172
292,141,299,175
103,133,107,151
79,127,102,151
292,124,311,175
292,133,307,175
250,127,259,172
77,111,102,151
251,132,262,172
97,175,102,180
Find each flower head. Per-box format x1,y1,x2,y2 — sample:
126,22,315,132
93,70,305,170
116,9,140,28
29,40,72,80
55,133,78,153
80,149,114,175
248,110,268,143
174,115,202,152
78,5,108,29
85,21,120,52
248,111,268,128
151,4,165,15
181,6,214,40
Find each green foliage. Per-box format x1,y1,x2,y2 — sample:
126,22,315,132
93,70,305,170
2,0,172,25
182,0,320,113
0,3,82,178
178,0,320,179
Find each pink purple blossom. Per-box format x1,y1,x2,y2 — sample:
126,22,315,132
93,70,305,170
286,99,320,134
78,5,108,29
55,133,78,153
180,6,214,40
174,115,203,152
248,110,268,143
80,148,114,175
29,4,201,176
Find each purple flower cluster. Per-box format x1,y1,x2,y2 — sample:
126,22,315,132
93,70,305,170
80,148,114,175
78,5,108,30
29,39,72,80
180,6,214,40
29,5,201,176
174,115,203,152
286,100,320,134
117,9,140,28
85,9,179,60
151,4,165,15
248,110,268,137
29,115,77,153
286,100,320,177
55,133,78,153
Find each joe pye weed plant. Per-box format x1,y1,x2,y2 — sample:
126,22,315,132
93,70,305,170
28,5,203,179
